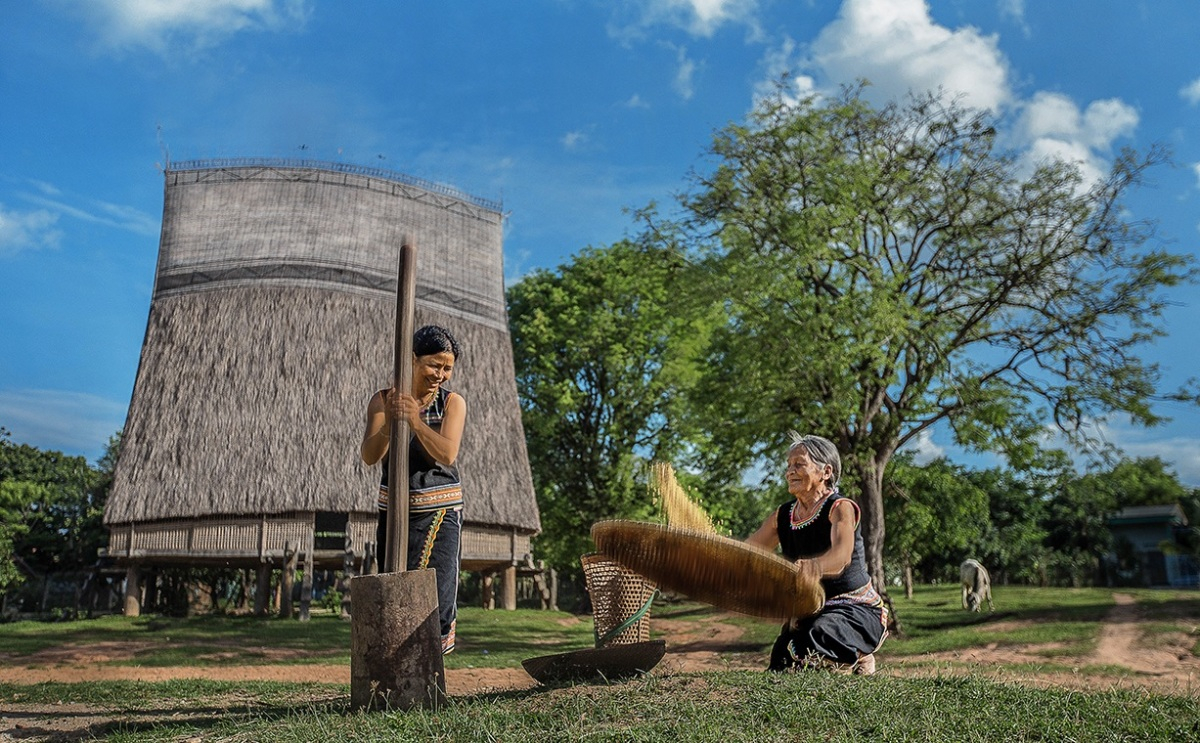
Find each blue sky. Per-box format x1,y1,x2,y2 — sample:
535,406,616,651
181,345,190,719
2,0,1199,483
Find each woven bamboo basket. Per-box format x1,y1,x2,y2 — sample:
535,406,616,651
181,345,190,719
581,553,656,647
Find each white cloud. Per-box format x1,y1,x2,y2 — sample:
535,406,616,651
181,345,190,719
1081,99,1140,149
78,0,310,51
903,428,946,465
0,204,62,256
623,94,651,109
807,0,1012,112
1193,162,1200,189
1087,418,1200,488
753,37,817,107
746,2,1137,198
1012,92,1138,185
20,192,160,236
673,45,698,100
1181,77,1200,106
997,0,1030,37
0,389,127,463
561,131,588,150
619,0,760,38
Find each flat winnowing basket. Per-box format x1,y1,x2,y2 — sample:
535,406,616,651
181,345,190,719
581,553,656,647
591,520,824,620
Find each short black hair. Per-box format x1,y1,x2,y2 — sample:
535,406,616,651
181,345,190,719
413,325,461,359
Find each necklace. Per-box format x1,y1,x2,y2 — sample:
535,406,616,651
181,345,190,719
789,492,832,530
414,388,437,410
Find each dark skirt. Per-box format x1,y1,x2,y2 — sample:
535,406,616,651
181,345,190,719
376,508,463,644
769,601,886,669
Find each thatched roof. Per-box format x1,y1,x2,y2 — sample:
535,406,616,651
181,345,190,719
106,160,540,535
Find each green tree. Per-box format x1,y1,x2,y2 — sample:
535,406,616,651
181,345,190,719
884,455,989,597
1056,457,1192,586
654,83,1197,603
964,466,1052,586
1091,456,1192,509
507,240,713,584
0,427,118,612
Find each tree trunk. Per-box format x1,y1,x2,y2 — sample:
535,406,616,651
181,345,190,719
904,563,913,600
856,461,887,587
854,458,903,635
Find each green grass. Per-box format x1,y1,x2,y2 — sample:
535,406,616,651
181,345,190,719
885,584,1116,657
0,612,354,667
4,586,1200,741
4,673,1199,741
449,607,596,669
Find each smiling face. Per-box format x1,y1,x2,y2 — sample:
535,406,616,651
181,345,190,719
413,351,456,398
785,445,832,501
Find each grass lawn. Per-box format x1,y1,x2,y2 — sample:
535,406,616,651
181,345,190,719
2,585,1198,741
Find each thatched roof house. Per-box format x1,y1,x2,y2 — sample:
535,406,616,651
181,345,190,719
105,159,540,607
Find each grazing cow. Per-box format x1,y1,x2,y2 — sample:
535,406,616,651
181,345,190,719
960,559,994,612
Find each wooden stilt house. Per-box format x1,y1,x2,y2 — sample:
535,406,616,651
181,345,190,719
103,159,542,615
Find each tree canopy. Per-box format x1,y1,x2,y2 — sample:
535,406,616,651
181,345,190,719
655,83,1197,588
507,240,715,583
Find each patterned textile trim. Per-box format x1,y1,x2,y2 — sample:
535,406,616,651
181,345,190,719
824,580,890,629
416,508,447,570
378,485,464,512
442,619,456,655
411,484,464,512
787,493,833,529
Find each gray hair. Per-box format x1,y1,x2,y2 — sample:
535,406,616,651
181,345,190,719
787,432,841,490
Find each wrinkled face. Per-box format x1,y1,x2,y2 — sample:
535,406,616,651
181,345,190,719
786,446,831,498
413,351,455,396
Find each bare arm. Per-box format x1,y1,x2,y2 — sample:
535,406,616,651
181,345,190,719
811,500,858,578
360,389,466,466
360,390,390,465
746,508,781,551
411,391,465,465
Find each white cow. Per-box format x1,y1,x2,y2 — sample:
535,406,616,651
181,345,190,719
960,559,994,612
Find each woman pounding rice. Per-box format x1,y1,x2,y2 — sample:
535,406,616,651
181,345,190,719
360,324,467,655
746,433,887,674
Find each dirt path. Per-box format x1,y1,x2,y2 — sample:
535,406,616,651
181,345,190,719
889,592,1200,696
1092,592,1200,679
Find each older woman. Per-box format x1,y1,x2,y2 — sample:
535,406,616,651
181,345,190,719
360,324,467,654
746,433,887,675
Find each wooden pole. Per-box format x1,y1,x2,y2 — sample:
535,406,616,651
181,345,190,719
350,235,445,711
386,238,417,573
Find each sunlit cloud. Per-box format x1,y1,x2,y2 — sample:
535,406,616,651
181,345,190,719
753,37,817,107
19,191,160,236
997,0,1030,37
807,0,1012,112
1087,418,1200,487
623,94,651,109
73,0,310,52
1181,77,1200,106
0,204,62,256
673,45,697,100
561,131,588,150
903,428,946,465
752,1,1134,192
1011,92,1138,184
612,0,760,39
